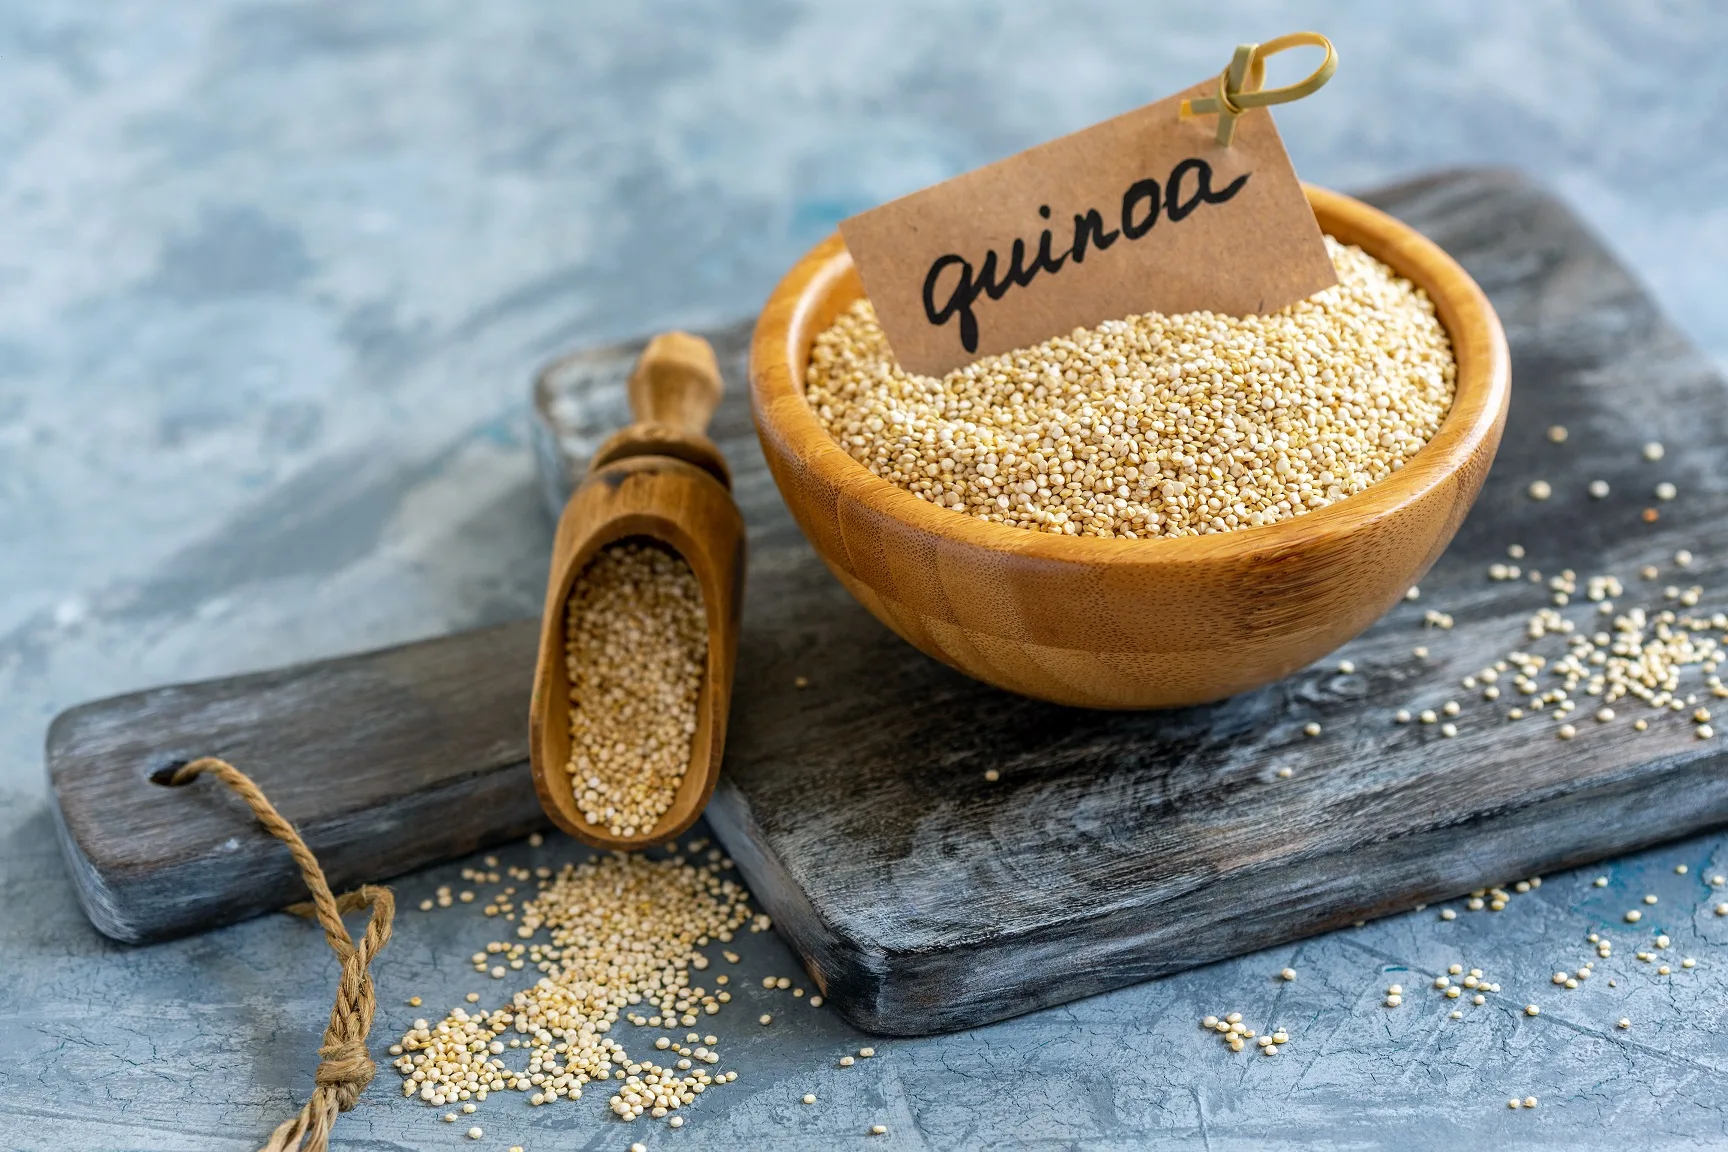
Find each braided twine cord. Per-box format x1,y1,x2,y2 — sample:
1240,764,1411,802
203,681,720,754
167,757,395,1152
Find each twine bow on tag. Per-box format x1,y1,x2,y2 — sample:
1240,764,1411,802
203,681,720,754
1180,31,1338,146
164,756,395,1152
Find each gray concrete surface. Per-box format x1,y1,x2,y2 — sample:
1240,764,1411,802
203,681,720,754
4,3,1728,1149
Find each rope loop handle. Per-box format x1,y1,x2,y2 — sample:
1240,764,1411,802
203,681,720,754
167,756,394,1152
1180,31,1338,146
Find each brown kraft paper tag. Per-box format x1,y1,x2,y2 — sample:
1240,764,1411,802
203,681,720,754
838,80,1337,378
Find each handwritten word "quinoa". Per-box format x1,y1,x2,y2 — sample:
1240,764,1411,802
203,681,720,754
920,158,1248,354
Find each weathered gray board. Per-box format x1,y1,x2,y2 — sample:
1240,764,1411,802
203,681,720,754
48,170,1728,1036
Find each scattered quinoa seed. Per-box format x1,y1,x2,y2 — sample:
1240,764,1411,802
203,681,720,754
1547,425,1567,443
1525,1005,1540,1016
395,851,750,1123
1643,442,1665,461
1303,722,1322,737
1528,480,1552,501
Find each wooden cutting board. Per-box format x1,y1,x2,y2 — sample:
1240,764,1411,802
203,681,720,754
49,170,1728,1037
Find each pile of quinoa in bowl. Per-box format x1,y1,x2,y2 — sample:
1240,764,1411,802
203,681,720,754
804,236,1455,539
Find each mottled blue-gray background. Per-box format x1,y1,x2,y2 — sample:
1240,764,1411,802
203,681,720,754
5,3,1728,1149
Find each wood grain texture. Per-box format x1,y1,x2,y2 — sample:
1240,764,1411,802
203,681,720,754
46,621,547,944
537,169,1728,1035
529,333,747,850
747,186,1512,708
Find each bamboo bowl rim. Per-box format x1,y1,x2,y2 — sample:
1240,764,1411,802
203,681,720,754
750,185,1510,568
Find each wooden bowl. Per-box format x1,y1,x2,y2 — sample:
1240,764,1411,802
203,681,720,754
748,186,1510,709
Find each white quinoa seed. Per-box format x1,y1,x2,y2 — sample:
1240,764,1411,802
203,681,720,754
1528,480,1553,501
563,543,706,838
394,852,750,1123
1588,479,1610,499
1643,442,1665,461
805,238,1455,539
1547,425,1568,443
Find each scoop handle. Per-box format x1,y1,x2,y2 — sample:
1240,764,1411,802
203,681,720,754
627,331,723,436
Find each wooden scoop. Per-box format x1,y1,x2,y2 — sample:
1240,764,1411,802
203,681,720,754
528,332,745,850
